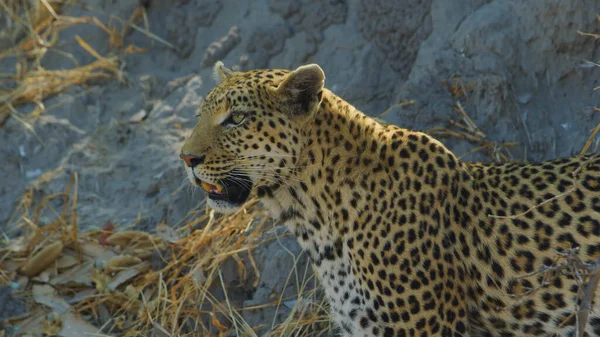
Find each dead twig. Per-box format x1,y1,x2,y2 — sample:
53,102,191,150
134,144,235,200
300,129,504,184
504,248,600,337
428,101,517,162
581,123,600,155
576,257,600,337
378,100,415,119
577,30,600,39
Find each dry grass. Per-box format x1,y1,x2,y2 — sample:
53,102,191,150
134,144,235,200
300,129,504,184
0,0,157,126
0,2,329,336
0,174,330,336
429,78,519,162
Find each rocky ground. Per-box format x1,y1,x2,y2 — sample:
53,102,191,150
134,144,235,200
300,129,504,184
1,0,599,335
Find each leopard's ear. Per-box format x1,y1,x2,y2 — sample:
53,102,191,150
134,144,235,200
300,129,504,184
274,64,325,115
213,61,235,83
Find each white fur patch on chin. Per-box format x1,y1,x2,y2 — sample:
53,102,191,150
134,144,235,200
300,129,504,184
185,167,199,186
207,198,241,215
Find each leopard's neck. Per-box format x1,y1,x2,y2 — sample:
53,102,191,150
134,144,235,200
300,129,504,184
263,91,476,250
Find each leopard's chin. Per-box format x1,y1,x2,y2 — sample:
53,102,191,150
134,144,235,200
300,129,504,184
206,198,244,215
189,172,253,212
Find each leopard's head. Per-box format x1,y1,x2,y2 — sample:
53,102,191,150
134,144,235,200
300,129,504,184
180,62,325,213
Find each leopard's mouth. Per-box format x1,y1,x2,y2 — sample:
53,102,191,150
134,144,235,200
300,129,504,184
194,174,252,205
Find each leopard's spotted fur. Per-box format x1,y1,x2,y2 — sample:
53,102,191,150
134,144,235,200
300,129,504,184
181,63,600,337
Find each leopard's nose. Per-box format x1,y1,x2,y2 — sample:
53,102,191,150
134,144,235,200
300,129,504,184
180,153,205,168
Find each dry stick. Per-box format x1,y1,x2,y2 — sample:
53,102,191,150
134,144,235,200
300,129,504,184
447,119,480,134
39,0,60,20
454,101,486,138
503,252,571,310
429,126,482,143
429,101,516,162
576,257,600,337
577,30,600,39
580,122,600,155
378,100,415,119
5,103,43,143
70,172,83,259
557,249,600,337
504,248,600,337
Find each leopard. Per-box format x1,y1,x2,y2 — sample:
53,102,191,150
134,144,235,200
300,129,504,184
180,62,600,337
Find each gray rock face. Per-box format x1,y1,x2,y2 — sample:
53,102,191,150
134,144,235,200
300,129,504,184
358,0,433,75
1,0,599,334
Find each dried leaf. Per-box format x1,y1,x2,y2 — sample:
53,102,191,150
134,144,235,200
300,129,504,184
156,223,180,243
105,255,142,272
32,284,70,314
12,308,45,335
36,268,54,283
56,255,78,270
79,241,116,262
108,269,140,291
130,247,155,259
50,261,94,286
6,236,30,253
64,289,97,304
106,231,153,247
59,312,105,337
21,241,63,277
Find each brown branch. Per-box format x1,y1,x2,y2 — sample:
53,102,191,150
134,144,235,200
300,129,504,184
504,247,600,334
576,257,600,337
429,102,517,163
581,122,600,155
577,30,600,39
504,251,572,310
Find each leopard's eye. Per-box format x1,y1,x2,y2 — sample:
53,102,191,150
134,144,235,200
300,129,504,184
231,112,245,124
223,111,246,127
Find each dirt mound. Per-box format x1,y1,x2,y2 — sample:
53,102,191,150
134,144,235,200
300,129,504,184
1,0,599,336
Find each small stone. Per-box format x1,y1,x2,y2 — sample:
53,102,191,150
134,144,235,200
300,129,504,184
518,93,532,104
128,109,148,123
145,182,160,197
26,169,42,179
